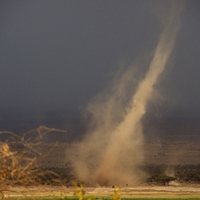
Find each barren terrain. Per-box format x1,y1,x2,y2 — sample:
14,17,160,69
5,185,200,198
10,138,200,198
37,139,200,167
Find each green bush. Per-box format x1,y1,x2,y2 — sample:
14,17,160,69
146,174,176,185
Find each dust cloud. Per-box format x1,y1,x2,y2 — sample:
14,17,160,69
70,1,184,186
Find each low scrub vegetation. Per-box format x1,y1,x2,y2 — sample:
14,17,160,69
143,164,200,185
146,174,176,185
0,126,65,199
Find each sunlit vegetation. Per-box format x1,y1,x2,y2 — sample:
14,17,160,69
0,126,66,199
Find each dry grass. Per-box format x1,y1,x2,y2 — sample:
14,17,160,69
0,126,66,199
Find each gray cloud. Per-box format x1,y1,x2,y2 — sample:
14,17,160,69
0,0,200,120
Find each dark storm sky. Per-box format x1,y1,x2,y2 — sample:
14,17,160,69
0,0,200,118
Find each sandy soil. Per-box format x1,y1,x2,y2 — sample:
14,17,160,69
5,185,200,198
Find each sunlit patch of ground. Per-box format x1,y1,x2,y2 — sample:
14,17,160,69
4,186,200,198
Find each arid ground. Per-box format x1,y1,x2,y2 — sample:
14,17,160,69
8,137,200,198
38,139,200,167
5,185,200,198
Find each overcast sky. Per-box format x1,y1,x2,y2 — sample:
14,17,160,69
0,0,200,120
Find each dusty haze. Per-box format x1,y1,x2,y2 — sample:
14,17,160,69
69,1,185,186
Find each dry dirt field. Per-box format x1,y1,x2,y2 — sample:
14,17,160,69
10,139,200,198
37,139,200,167
5,185,200,198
